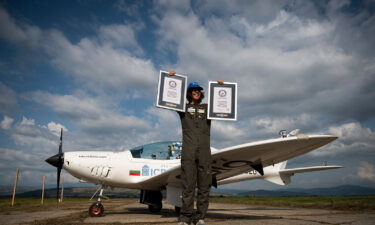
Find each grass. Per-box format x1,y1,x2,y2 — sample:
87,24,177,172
0,197,137,213
2,196,375,215
210,195,375,211
1,197,139,224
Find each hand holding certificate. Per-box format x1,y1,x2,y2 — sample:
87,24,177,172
207,81,237,121
156,70,187,112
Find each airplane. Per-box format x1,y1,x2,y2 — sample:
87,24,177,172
45,129,341,217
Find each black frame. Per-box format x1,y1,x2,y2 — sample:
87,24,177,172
156,71,187,112
208,81,237,121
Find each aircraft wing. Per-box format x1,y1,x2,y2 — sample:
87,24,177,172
210,135,337,181
138,135,337,190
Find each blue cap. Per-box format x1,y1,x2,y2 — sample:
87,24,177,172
188,82,203,91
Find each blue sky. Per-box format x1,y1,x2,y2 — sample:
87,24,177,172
0,0,374,190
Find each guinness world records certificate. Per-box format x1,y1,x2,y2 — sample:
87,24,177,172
156,70,187,112
208,81,237,121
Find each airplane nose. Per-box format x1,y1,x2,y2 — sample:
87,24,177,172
45,153,64,168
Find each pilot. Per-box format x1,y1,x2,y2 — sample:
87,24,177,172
168,70,223,225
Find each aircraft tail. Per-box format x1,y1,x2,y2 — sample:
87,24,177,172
263,161,343,186
263,161,291,185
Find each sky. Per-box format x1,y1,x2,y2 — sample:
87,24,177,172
0,0,375,191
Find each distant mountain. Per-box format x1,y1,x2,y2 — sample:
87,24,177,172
281,185,375,196
236,189,311,197
0,186,139,198
236,185,375,196
2,185,374,198
0,186,38,196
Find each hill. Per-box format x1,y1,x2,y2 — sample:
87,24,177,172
2,184,375,198
237,185,375,196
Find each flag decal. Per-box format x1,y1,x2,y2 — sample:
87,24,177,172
129,170,140,176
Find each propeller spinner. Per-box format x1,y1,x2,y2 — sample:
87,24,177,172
45,128,64,201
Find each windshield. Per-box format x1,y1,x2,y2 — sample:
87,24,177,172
129,141,182,160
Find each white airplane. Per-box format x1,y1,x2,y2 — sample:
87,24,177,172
45,129,341,217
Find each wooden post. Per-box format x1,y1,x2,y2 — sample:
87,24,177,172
11,168,20,206
41,176,45,205
60,176,64,203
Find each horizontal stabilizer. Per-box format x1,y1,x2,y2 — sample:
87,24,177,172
280,165,343,175
264,165,343,186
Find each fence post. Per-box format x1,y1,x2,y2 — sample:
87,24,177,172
41,176,45,205
11,168,20,206
60,176,64,203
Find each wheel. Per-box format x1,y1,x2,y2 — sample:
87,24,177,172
148,202,162,213
89,202,104,217
174,206,181,215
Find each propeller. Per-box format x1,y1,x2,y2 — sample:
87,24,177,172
45,128,64,201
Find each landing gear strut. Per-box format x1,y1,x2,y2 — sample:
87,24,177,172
140,190,163,213
89,186,107,217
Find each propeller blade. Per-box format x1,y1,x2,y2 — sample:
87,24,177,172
57,128,63,201
58,128,63,154
57,167,61,201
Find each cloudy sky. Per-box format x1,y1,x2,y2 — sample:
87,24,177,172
0,0,374,191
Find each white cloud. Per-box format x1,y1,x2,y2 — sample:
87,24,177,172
98,24,143,54
0,7,157,93
251,114,314,135
47,122,68,136
311,122,375,156
29,91,151,135
43,30,157,92
211,121,246,147
357,162,375,182
328,122,375,143
0,115,14,129
0,1,375,189
20,116,35,126
154,1,375,126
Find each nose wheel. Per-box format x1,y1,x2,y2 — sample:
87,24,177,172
89,202,104,217
89,186,107,217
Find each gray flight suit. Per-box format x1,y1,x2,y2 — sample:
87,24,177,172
178,103,212,223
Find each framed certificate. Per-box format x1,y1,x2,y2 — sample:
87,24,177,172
156,70,187,112
207,81,237,121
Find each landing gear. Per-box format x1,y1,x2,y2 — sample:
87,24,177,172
148,202,162,213
140,190,163,213
89,201,104,217
89,186,108,217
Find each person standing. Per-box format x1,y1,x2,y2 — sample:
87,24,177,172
168,70,222,225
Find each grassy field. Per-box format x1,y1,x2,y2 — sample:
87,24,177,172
210,195,375,211
0,197,137,213
0,197,137,224
2,196,375,213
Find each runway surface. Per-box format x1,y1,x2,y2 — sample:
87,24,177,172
3,199,375,224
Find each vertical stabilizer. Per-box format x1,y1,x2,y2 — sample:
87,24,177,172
267,161,287,172
263,161,291,185
278,161,287,170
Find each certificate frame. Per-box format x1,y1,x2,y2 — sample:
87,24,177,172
156,70,187,112
207,81,237,121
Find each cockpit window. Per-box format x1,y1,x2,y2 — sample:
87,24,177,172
130,141,182,160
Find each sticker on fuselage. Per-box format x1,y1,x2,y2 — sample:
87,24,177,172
129,170,140,176
139,164,167,176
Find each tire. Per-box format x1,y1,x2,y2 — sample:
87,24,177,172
89,202,104,217
174,206,181,215
148,202,162,213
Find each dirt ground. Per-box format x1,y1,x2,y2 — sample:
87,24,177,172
2,199,375,225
